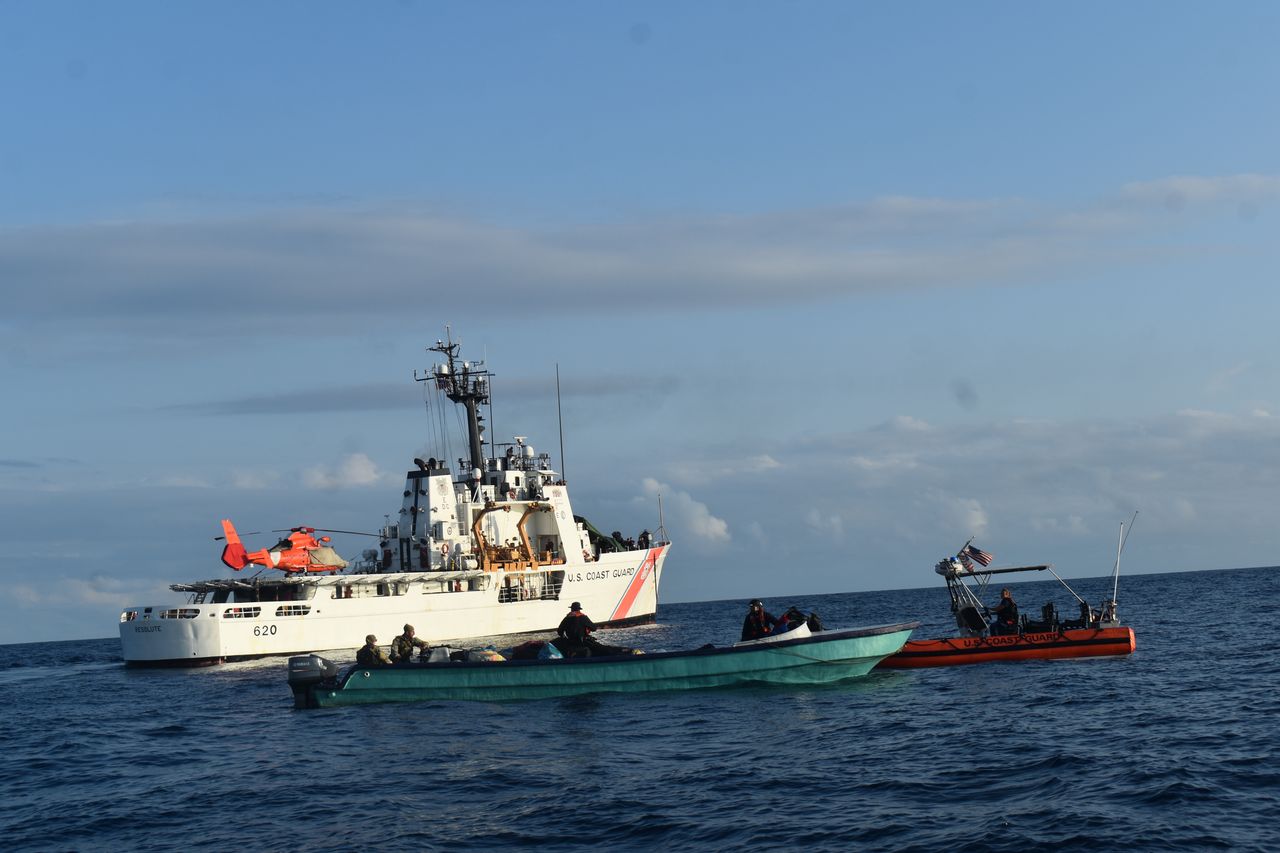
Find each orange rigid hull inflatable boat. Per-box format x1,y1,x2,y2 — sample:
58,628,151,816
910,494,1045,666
879,626,1136,669
878,528,1138,670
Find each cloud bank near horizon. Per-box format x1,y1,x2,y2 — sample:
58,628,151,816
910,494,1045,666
5,174,1276,336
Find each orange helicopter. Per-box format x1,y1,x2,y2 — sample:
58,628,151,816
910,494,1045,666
217,519,372,573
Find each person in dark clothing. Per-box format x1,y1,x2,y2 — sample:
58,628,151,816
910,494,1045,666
989,588,1019,635
356,634,391,667
741,599,780,641
390,623,429,663
555,602,607,657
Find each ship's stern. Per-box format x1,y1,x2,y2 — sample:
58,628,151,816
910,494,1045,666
119,605,226,666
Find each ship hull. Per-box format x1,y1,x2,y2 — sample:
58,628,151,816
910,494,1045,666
121,546,667,666
875,626,1135,669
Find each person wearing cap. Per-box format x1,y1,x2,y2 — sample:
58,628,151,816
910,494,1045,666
356,634,391,667
741,599,781,641
555,602,605,657
390,623,430,663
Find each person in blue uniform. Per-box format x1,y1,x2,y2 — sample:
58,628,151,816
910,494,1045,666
741,599,780,641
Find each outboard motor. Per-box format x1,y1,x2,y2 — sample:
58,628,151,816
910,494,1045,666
288,654,339,709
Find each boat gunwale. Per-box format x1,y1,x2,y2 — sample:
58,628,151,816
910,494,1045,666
877,625,1135,668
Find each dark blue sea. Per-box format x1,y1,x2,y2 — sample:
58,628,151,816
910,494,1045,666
1,567,1277,852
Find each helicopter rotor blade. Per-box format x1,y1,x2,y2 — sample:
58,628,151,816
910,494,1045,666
213,530,265,541
268,527,381,538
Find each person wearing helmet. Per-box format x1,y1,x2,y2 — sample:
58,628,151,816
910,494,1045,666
741,599,781,641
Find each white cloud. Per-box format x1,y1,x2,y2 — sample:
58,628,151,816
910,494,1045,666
13,584,42,606
887,415,931,432
941,496,989,539
67,578,135,607
1030,515,1090,536
13,574,160,608
1117,174,1280,208
752,406,1280,561
151,476,211,488
1206,362,1252,395
302,453,385,490
662,454,781,487
232,468,280,490
804,508,845,542
6,173,1277,337
640,477,729,546
844,452,921,472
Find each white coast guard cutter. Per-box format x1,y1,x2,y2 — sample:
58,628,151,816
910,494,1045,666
119,334,670,666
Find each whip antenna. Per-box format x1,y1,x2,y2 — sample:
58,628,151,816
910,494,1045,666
1112,510,1137,604
556,364,566,483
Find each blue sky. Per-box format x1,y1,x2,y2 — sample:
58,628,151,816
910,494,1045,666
3,2,1279,643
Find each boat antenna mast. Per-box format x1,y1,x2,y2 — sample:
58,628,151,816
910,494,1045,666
417,328,492,479
556,363,566,484
1105,510,1138,623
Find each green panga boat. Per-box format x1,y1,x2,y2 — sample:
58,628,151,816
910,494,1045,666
288,621,918,707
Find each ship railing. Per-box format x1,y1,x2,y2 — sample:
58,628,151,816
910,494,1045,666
497,569,565,603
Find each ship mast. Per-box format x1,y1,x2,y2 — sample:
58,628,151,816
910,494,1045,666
420,331,492,475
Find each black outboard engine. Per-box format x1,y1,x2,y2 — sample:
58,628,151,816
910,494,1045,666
288,654,339,709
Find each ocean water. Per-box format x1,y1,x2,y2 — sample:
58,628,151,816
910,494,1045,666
1,566,1276,852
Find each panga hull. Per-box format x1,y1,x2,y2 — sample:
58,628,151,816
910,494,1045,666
291,622,918,707
876,626,1135,669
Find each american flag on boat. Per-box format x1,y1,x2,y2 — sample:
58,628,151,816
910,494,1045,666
965,544,994,567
